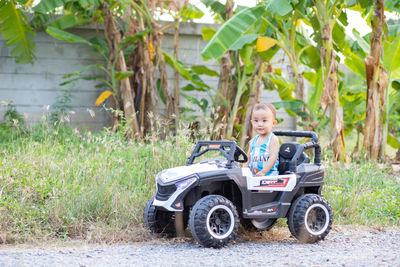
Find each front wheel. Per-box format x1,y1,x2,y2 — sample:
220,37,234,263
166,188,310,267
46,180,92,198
287,194,333,243
189,195,239,248
143,196,176,236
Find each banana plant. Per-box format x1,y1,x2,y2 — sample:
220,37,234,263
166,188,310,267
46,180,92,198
0,0,101,64
0,0,36,63
256,1,322,130
37,0,174,137
162,50,219,123
388,79,400,151
202,0,326,140
342,23,400,158
46,26,135,119
347,0,400,160
306,0,349,160
201,4,277,139
158,0,204,122
381,33,400,157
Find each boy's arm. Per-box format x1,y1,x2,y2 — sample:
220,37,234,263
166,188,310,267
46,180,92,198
243,144,252,168
255,135,279,176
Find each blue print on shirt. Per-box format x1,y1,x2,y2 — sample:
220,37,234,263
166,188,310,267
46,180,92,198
249,133,279,176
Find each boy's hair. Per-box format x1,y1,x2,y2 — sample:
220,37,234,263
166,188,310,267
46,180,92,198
253,103,277,119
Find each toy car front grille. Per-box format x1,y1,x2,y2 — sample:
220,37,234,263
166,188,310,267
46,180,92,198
156,183,177,201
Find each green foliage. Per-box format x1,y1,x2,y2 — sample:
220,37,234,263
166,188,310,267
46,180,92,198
324,162,400,225
201,27,216,41
48,14,91,29
384,34,400,73
0,0,36,63
46,26,91,45
33,0,73,13
49,87,75,125
118,29,151,50
162,51,212,91
46,26,122,103
201,0,226,22
1,125,399,243
162,52,218,121
0,123,195,243
201,5,266,60
0,101,26,142
265,0,295,16
179,3,204,21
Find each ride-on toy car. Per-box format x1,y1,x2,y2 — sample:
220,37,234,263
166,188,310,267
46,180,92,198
144,130,333,248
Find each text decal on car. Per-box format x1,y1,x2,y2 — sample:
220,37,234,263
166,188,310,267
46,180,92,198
244,172,297,192
259,178,289,188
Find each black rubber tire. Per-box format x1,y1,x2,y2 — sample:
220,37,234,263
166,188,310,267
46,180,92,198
287,194,333,243
240,218,257,231
250,218,277,231
143,196,177,237
240,218,277,231
189,195,239,248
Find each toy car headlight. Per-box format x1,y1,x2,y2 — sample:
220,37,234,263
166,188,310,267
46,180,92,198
156,171,166,183
176,177,196,189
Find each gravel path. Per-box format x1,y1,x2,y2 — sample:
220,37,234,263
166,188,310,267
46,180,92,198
0,227,399,267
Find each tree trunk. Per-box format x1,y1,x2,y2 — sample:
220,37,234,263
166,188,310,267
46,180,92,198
119,50,141,138
240,61,264,148
319,23,345,160
211,0,235,139
102,5,140,138
212,52,235,139
295,72,313,130
124,11,160,137
173,18,180,122
154,23,175,124
363,0,387,161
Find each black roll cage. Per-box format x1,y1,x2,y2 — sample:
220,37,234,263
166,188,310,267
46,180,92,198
187,140,247,169
186,131,321,172
273,130,321,173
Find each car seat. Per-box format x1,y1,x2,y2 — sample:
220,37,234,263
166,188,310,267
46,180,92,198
278,142,310,174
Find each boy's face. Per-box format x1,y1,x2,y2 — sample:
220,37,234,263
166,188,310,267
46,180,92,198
251,108,277,136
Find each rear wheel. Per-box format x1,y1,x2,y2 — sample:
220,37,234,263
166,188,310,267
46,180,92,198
250,218,277,230
189,195,239,248
241,218,277,231
143,196,178,237
287,194,333,243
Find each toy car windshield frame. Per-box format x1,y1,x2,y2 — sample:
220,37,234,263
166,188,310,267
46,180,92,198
187,140,247,169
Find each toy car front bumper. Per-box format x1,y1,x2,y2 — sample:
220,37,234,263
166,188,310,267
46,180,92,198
153,177,197,212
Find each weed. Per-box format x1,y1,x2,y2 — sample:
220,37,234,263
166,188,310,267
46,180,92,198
0,122,195,243
49,86,75,126
324,162,400,225
0,101,27,142
0,123,399,244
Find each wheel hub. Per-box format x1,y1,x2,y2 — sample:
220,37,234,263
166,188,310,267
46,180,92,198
206,205,235,239
304,203,330,235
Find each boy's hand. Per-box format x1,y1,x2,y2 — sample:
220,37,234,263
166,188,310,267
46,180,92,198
256,170,266,176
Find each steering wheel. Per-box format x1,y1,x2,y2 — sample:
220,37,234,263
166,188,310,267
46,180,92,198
234,145,248,163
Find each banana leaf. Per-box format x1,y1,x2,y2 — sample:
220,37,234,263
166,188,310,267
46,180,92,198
201,5,265,60
33,0,72,13
48,14,91,30
0,0,36,63
384,34,400,72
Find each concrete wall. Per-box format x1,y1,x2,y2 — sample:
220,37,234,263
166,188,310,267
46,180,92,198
0,22,295,132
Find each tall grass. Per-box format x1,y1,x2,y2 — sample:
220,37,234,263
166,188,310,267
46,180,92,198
0,123,399,244
324,162,400,226
0,123,194,243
